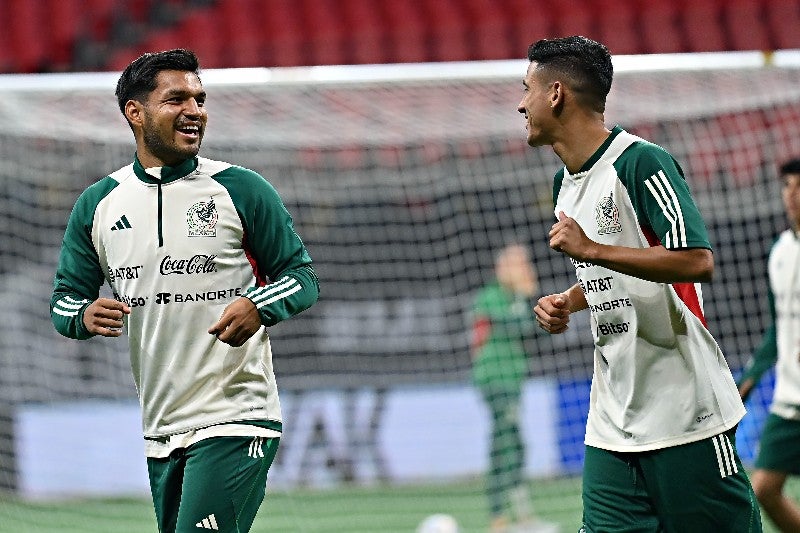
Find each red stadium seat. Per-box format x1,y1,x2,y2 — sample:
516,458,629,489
125,0,153,22
724,0,770,51
140,28,185,56
218,0,265,67
464,0,514,60
9,0,796,73
299,0,348,66
638,0,685,54
7,0,49,72
765,0,800,50
550,0,594,41
422,0,471,61
259,0,307,67
46,0,83,69
594,0,641,55
505,0,555,58
83,0,116,42
681,0,728,52
106,45,146,72
172,9,225,68
0,1,13,72
340,0,388,65
380,0,429,63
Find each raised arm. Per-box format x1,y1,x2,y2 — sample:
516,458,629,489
549,211,714,283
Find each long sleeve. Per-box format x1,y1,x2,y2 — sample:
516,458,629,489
738,286,778,401
214,166,319,327
50,179,116,339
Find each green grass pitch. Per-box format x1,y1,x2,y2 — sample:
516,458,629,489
0,474,794,532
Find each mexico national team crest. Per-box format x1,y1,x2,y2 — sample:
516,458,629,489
595,191,622,235
186,197,218,237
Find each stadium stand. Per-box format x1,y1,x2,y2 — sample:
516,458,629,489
2,0,800,74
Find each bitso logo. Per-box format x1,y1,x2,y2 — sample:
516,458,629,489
113,293,146,308
187,197,218,237
595,191,622,235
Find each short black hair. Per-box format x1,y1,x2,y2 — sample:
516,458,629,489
115,49,200,116
779,158,800,176
526,36,613,112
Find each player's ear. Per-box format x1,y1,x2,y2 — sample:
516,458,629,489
550,81,564,109
124,100,144,127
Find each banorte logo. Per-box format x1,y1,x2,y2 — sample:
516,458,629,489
159,254,217,275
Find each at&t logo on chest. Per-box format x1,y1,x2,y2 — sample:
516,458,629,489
187,197,218,237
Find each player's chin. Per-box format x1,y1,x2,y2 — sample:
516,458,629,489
176,143,201,159
526,133,546,148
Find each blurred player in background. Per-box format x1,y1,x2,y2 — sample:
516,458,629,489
50,49,319,533
520,36,761,532
737,158,800,532
471,244,556,533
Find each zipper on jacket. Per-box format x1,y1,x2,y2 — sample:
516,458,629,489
157,181,164,247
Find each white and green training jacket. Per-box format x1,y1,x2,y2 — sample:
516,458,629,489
554,126,745,452
51,155,319,448
739,229,800,419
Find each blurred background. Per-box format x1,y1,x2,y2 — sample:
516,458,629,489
1,0,800,532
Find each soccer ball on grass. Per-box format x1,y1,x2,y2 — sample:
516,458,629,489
416,513,460,533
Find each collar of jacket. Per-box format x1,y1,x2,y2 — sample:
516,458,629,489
132,154,199,184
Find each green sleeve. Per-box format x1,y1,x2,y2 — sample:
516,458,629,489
50,178,117,339
214,166,319,327
616,142,711,250
738,284,778,398
472,286,491,318
552,167,565,212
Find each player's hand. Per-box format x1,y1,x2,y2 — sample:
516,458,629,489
83,298,130,337
534,293,571,334
549,211,596,261
208,297,262,347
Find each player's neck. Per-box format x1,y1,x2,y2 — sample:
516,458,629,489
553,120,611,174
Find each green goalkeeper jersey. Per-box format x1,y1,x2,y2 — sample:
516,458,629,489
471,281,536,390
554,126,745,452
51,156,319,448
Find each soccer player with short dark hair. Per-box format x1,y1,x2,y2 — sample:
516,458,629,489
51,49,319,533
738,158,800,532
521,36,761,532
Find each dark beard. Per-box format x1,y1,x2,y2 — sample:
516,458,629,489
142,119,200,167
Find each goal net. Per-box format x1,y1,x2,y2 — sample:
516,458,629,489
1,51,799,531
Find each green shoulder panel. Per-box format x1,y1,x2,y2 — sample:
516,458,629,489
211,166,319,326
613,139,711,250
552,167,565,213
51,177,119,339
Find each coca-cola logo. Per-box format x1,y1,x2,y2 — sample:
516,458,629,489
159,254,217,275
